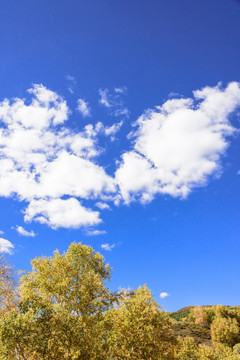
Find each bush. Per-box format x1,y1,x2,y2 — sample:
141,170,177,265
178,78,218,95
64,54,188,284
211,316,240,347
175,337,198,360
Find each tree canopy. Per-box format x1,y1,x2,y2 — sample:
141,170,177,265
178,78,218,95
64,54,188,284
1,243,240,359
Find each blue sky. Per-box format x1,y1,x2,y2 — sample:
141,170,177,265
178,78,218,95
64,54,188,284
0,0,240,311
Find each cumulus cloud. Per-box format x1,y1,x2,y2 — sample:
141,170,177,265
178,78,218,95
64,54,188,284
160,292,170,299
0,238,14,254
116,82,240,203
101,243,116,251
24,198,101,229
16,226,36,237
1,82,240,231
0,84,115,229
77,99,91,117
99,88,129,117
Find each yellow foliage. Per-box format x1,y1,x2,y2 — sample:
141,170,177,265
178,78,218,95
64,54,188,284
2,243,240,360
211,315,240,348
103,285,175,360
197,344,219,360
0,255,16,315
1,242,116,359
193,306,209,326
174,337,198,360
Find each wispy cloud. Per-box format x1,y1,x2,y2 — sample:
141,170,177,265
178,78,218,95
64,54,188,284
101,243,116,251
99,87,129,117
99,89,111,108
0,238,14,254
114,86,127,94
95,202,111,210
104,121,123,140
86,229,107,236
66,75,76,94
16,226,36,237
77,99,91,117
168,92,182,98
82,121,123,141
66,75,76,82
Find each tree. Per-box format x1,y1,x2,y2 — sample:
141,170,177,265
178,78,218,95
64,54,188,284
1,242,117,359
0,255,16,314
0,255,18,359
193,306,208,326
102,285,175,360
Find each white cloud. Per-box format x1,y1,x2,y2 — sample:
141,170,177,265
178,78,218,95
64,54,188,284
0,238,14,254
86,229,107,236
160,292,170,299
116,82,240,203
16,226,36,237
99,89,111,108
79,121,122,142
0,84,115,229
101,243,116,251
77,99,91,117
0,230,4,235
1,82,240,230
114,86,127,94
24,198,101,229
99,88,129,117
168,92,182,98
35,151,115,199
104,121,123,141
95,202,111,210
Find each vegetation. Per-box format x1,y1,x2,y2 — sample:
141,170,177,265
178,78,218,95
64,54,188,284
1,243,240,359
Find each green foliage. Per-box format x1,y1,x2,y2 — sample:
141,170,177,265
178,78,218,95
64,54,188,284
169,307,192,321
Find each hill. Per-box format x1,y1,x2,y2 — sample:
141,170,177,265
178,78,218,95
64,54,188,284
168,305,240,347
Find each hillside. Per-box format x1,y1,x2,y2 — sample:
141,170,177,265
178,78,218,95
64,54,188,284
172,321,212,346
169,305,240,347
